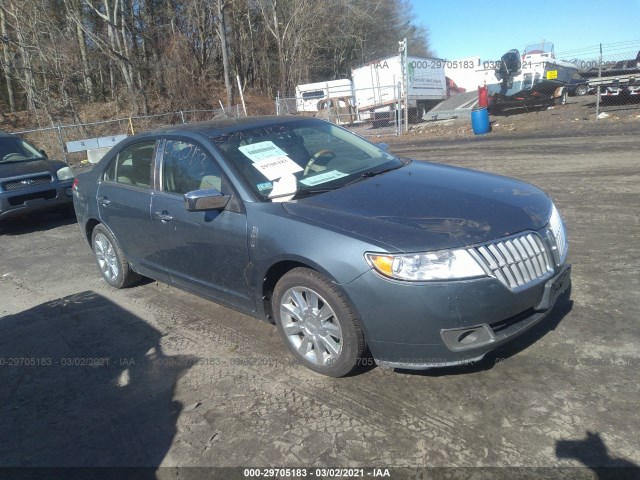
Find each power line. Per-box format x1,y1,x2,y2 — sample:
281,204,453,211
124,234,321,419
556,39,640,57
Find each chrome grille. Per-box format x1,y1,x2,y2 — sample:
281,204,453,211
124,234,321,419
468,232,553,291
2,174,53,191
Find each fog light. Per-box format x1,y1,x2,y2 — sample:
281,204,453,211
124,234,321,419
66,188,73,196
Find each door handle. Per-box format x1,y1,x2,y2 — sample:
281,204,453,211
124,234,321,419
98,196,111,206
154,211,173,222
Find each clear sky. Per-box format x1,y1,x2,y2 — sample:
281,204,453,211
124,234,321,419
409,0,640,62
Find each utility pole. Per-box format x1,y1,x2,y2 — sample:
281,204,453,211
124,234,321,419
595,43,602,121
399,38,408,132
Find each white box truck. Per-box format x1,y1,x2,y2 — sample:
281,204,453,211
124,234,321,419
351,54,447,121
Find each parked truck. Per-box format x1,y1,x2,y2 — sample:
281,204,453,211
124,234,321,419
584,51,640,97
351,54,447,122
293,54,447,124
295,79,354,113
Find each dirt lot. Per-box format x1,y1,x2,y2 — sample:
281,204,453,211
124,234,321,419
354,94,640,141
1,120,639,478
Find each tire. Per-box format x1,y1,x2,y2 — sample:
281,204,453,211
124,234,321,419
272,268,366,377
91,224,140,289
575,84,588,96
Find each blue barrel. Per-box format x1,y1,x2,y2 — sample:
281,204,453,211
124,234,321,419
471,107,490,135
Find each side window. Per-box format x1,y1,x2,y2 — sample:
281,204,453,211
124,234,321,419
162,140,223,195
104,141,156,188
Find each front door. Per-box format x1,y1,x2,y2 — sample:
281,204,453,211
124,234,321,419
150,138,253,311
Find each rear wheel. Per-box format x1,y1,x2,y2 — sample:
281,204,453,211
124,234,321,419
272,268,365,377
575,84,588,96
91,224,140,288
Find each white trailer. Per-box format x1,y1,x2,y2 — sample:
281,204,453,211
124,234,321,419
588,73,640,96
295,79,353,113
351,54,447,120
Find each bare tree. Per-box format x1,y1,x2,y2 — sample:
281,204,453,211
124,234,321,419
0,2,15,111
1,0,37,110
215,0,233,107
79,0,148,112
255,0,329,93
62,0,95,100
0,0,432,115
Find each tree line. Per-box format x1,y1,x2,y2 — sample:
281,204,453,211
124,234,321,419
0,0,430,122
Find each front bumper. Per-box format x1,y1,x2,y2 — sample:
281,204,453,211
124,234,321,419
345,263,571,369
0,181,74,221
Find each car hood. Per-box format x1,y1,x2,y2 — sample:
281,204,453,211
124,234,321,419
0,158,65,179
282,161,552,252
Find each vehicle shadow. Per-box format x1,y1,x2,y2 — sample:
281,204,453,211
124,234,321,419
556,431,640,480
0,209,77,236
0,291,197,477
393,288,573,377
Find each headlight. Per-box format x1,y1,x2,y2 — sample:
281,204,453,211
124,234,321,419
56,166,75,181
365,249,486,281
548,203,568,265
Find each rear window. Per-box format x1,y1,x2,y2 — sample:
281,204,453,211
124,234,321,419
301,90,324,100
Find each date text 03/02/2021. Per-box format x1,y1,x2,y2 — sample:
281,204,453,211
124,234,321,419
242,468,391,478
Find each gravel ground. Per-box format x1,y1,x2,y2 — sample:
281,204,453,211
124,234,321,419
0,119,639,479
353,94,640,141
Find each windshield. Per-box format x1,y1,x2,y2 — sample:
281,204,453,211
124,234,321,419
210,119,404,201
0,137,45,163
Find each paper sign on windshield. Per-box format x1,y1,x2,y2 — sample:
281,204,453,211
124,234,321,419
300,170,348,186
239,141,287,163
253,156,303,180
269,174,297,202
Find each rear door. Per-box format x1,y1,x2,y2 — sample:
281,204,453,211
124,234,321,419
150,137,253,311
96,139,167,280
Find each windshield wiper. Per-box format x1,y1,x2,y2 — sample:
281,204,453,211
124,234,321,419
268,159,411,201
268,187,334,200
340,161,408,188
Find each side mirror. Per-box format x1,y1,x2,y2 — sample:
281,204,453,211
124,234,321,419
377,143,390,152
39,149,48,157
184,188,231,211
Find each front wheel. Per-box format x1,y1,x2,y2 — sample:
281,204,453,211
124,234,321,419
272,268,366,377
91,224,140,289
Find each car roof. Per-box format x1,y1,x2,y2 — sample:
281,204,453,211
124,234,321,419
135,115,322,139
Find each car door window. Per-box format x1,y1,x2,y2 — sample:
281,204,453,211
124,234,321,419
161,140,223,195
104,141,156,188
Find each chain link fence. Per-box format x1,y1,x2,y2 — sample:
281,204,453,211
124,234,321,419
11,106,248,166
10,44,638,161
275,84,404,138
565,45,640,120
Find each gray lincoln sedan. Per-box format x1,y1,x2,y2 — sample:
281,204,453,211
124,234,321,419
73,116,571,377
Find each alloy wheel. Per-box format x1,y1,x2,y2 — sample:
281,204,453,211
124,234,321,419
279,286,343,366
94,232,119,282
